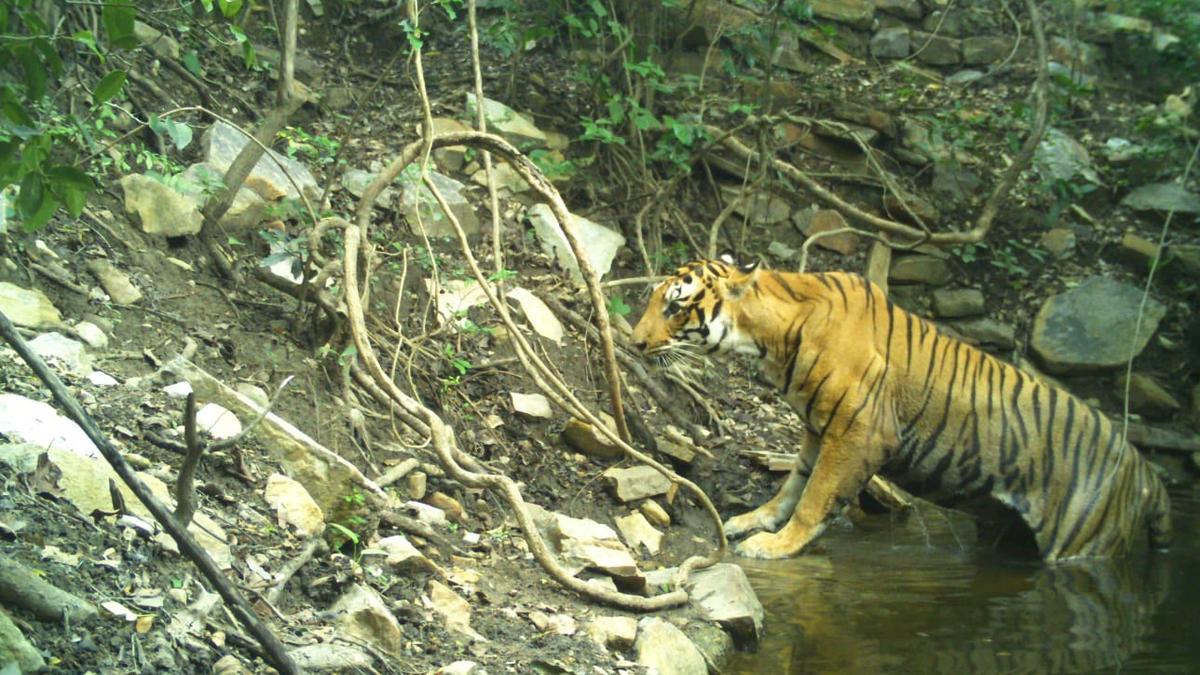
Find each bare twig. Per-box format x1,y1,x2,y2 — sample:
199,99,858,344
265,538,326,605
175,392,201,526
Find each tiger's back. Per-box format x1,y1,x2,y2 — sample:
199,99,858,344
631,259,1171,560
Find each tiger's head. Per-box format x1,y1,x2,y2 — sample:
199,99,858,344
630,256,761,362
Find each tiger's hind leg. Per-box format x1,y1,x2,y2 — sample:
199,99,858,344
724,431,820,540
736,429,885,559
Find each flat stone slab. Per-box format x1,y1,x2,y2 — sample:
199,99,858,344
684,563,764,644
1121,182,1200,214
603,465,671,502
1031,276,1165,373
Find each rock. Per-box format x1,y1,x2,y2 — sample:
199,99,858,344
119,173,203,236
0,397,99,458
0,607,45,672
341,169,396,208
195,403,242,440
931,162,982,204
203,120,320,202
1094,12,1154,36
871,27,911,59
427,277,489,327
527,203,625,284
1031,277,1166,373
1122,182,1200,214
721,186,792,225
875,0,923,19
615,512,663,556
561,537,641,579
831,104,895,136
472,161,530,194
889,254,953,285
586,615,638,651
404,501,448,529
1120,373,1182,420
809,0,874,28
426,491,465,523
511,392,553,419
88,371,119,387
882,193,940,226
133,20,181,59
29,332,93,377
932,288,985,318
424,117,472,172
962,36,1012,64
407,471,428,500
686,562,764,644
603,465,672,502
683,620,735,674
72,321,109,349
804,209,859,255
562,415,623,460
640,500,671,527
1118,232,1162,270
331,584,404,656
369,535,437,573
177,163,269,232
635,617,708,675
767,240,798,261
398,170,481,238
1036,128,1101,185
235,383,269,408
264,473,325,537
322,86,358,112
657,436,697,464
426,580,485,641
0,282,63,329
506,287,563,345
912,32,961,65
436,661,483,675
946,69,986,87
289,643,374,671
899,118,952,163
528,610,578,636
948,317,1016,350
465,94,547,149
1104,137,1141,164
86,259,143,304
1040,228,1077,259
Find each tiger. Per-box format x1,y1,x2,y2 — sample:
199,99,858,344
630,257,1172,561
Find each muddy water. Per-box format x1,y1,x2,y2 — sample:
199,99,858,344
729,485,1200,674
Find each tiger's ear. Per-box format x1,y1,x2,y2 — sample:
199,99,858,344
718,252,737,266
725,258,760,298
738,259,761,273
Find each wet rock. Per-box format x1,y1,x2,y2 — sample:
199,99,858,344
1118,232,1162,270
871,27,911,59
1032,277,1166,373
29,333,93,377
912,32,961,65
1119,373,1182,420
640,500,671,527
686,562,763,644
341,169,396,208
196,403,241,440
0,282,63,329
1040,228,1077,259
603,465,672,502
932,288,985,318
426,580,485,641
889,254,952,285
636,617,707,675
0,607,46,672
86,259,142,304
949,317,1016,350
332,584,403,656
119,173,203,236
511,392,553,419
804,209,859,255
527,203,625,284
876,0,923,19
264,473,325,537
427,491,465,523
683,620,736,674
1036,128,1101,185
810,0,874,28
133,20,180,60
507,287,563,345
203,120,319,202
1122,182,1200,214
562,415,623,460
398,170,481,237
72,321,109,349
587,615,638,651
465,94,547,149
615,512,663,556
962,36,1013,65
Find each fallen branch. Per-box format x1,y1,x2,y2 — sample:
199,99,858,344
0,555,98,623
0,310,298,675
265,538,326,605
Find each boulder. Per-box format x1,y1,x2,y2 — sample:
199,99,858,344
912,33,961,65
722,186,792,225
331,584,403,656
875,0,923,19
1036,128,1101,185
398,170,481,237
635,617,708,675
264,473,326,537
889,254,953,285
948,317,1016,350
1031,277,1166,373
603,465,672,502
0,609,45,673
809,0,874,28
684,562,764,644
202,120,320,202
341,169,396,208
804,209,859,255
119,173,203,236
1119,373,1182,420
465,94,547,149
176,163,269,232
527,204,625,284
871,27,911,59
0,282,63,329
683,620,736,674
29,333,93,377
1122,182,1200,214
962,36,1013,65
614,511,664,556
562,415,623,460
931,288,985,318
586,616,638,651
87,259,143,304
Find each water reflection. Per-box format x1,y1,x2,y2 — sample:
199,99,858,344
730,489,1195,674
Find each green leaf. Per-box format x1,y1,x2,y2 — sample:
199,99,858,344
61,185,86,218
217,0,244,19
16,47,47,100
33,38,63,78
199,0,214,11
0,86,33,127
93,70,126,107
102,2,139,49
21,193,58,231
607,295,631,317
16,172,43,219
182,50,204,77
150,116,193,151
45,165,96,192
72,30,100,56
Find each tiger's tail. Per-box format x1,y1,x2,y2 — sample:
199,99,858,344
1145,464,1172,550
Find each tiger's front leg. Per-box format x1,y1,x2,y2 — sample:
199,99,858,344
735,430,883,559
724,430,820,540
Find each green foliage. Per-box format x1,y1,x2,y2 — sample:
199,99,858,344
1114,0,1200,91
607,294,631,317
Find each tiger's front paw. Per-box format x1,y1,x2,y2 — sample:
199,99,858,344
734,531,801,560
723,511,774,541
